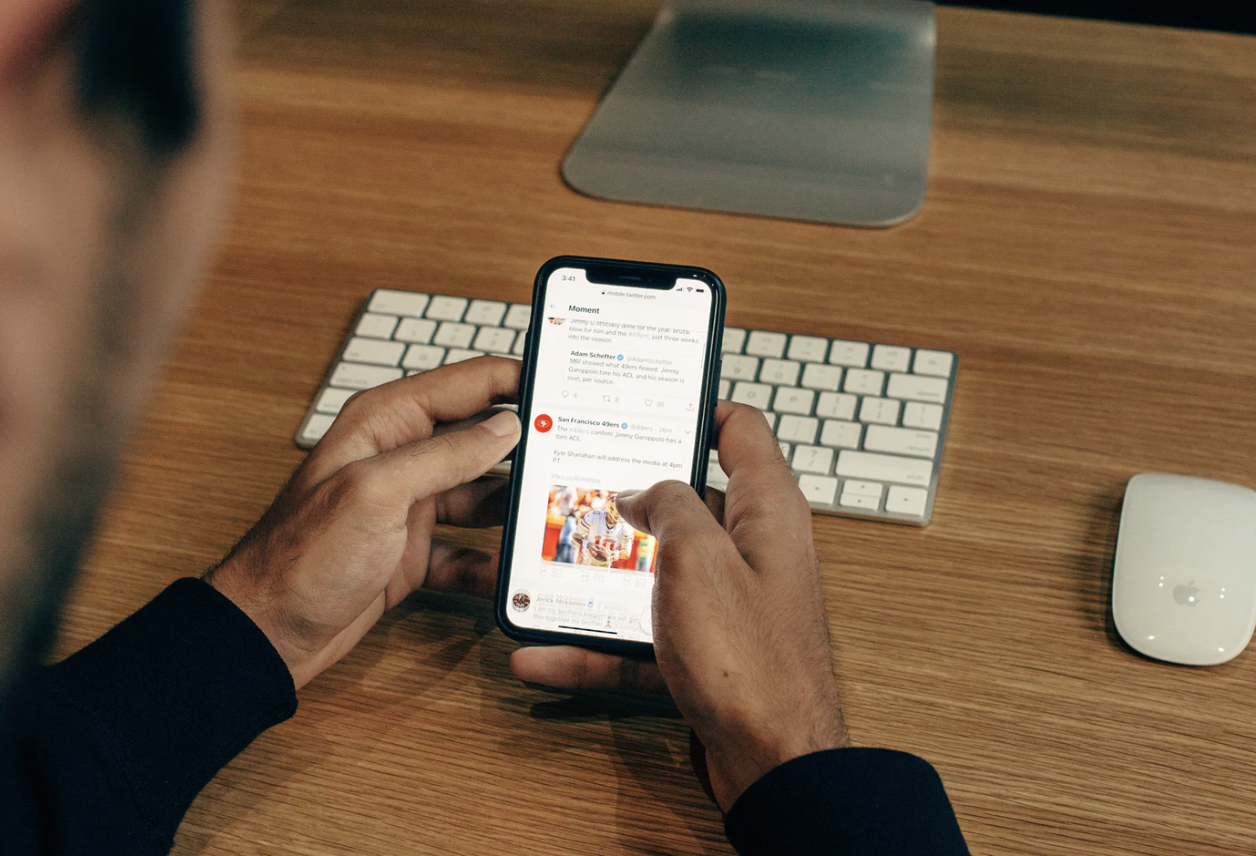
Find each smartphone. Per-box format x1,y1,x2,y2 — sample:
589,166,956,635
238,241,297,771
495,256,726,655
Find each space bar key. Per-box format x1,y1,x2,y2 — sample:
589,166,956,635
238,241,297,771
836,450,933,487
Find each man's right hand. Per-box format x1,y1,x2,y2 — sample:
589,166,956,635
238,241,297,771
511,402,850,811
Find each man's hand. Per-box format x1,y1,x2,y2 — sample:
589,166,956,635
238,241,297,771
204,357,522,690
588,537,613,562
511,402,850,811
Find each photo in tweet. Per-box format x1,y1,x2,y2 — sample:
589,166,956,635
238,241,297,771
541,485,657,572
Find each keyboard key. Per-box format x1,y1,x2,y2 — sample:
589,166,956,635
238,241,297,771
746,330,787,358
763,411,778,431
356,312,399,339
844,368,885,396
777,415,819,444
798,474,839,505
859,397,901,425
836,450,932,487
503,304,531,329
887,372,948,404
842,479,883,498
395,317,437,343
815,392,857,420
718,379,731,399
402,344,446,371
731,382,773,409
886,485,929,517
473,327,516,354
425,295,468,321
839,491,880,510
829,340,870,367
315,387,355,414
801,363,842,391
722,327,747,354
759,359,801,386
330,362,403,389
903,401,944,431
820,420,862,449
788,335,829,363
445,348,484,364
839,480,882,510
369,290,428,317
772,387,814,415
863,425,939,458
343,337,405,366
778,441,792,460
793,445,834,475
464,300,507,326
512,333,526,356
300,413,336,445
433,321,476,349
871,345,912,372
913,349,954,377
721,354,759,381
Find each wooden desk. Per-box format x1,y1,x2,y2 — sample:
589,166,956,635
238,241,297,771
57,2,1256,854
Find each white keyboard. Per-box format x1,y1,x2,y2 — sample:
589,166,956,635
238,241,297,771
297,289,957,525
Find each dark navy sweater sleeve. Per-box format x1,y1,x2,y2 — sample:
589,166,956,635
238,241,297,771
724,747,970,855
4,578,297,855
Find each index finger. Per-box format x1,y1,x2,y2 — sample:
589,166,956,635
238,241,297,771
710,401,814,557
713,401,801,495
510,646,669,695
313,356,521,472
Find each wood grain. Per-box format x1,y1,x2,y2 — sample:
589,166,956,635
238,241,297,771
55,2,1256,854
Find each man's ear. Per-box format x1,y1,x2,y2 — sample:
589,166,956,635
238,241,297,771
0,0,77,80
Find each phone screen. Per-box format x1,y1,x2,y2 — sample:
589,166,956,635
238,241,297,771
498,259,723,647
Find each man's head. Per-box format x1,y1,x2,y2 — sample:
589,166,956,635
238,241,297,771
0,0,234,710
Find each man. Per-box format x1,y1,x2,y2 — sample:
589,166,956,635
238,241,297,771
0,1,970,854
572,495,634,566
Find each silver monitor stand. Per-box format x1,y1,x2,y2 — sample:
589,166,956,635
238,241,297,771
562,0,935,228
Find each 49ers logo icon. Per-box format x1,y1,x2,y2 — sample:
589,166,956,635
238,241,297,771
533,414,553,433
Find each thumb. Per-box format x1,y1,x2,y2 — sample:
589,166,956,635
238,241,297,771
350,409,521,508
616,481,725,547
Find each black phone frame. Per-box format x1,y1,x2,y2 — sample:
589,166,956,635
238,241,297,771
494,255,726,657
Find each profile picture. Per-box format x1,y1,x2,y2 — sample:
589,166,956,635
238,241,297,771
510,591,531,612
546,316,565,325
540,485,656,573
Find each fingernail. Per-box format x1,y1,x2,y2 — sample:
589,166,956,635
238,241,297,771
483,410,520,437
617,489,640,502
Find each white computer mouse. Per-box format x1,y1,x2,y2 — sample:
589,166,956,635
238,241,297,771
1112,473,1256,666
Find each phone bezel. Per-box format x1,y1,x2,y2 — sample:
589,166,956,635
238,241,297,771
494,255,726,656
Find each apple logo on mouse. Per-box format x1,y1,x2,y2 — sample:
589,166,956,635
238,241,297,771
1171,581,1199,607
1111,474,1256,666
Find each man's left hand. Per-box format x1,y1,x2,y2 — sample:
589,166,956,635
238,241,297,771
204,357,521,690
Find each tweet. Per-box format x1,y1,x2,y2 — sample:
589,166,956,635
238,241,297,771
504,266,716,643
